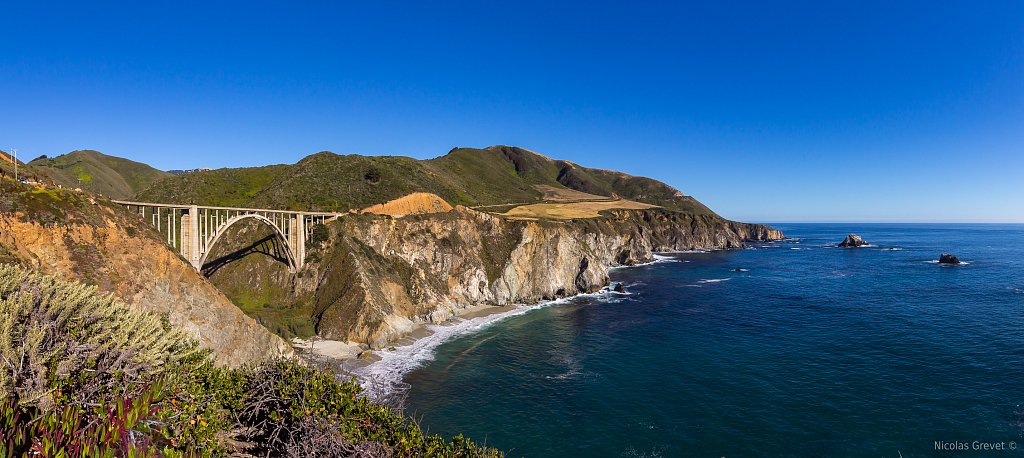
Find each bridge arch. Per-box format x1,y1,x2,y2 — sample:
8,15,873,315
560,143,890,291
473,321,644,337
199,213,299,273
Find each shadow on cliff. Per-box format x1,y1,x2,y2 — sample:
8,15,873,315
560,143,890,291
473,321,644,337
201,234,291,277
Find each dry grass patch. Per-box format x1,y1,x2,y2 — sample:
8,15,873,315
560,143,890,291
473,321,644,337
501,199,657,219
532,184,609,202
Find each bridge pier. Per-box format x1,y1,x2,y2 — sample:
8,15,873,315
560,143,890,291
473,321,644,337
291,212,306,271
178,206,203,270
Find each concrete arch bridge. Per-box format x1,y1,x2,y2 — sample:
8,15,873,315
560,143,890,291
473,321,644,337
112,200,343,273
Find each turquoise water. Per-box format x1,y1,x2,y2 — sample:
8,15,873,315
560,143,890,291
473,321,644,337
397,224,1024,457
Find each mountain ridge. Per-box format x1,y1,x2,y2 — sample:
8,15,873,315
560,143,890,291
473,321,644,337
135,145,719,217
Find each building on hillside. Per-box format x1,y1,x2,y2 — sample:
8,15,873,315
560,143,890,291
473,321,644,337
168,168,213,175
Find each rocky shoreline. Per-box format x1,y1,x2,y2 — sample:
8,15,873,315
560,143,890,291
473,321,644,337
297,207,783,350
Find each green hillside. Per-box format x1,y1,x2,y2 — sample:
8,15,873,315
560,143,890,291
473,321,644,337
133,163,290,208
27,150,171,199
138,145,717,216
429,146,716,214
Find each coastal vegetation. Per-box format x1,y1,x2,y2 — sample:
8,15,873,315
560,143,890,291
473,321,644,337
0,264,502,457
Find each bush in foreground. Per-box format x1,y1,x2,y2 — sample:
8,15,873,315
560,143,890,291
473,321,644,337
0,265,502,457
0,264,198,410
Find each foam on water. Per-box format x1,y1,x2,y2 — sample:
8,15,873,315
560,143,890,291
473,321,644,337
354,290,615,397
698,278,732,284
924,260,971,265
614,253,683,269
545,352,585,381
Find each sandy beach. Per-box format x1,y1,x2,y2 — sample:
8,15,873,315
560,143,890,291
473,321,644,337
292,302,520,371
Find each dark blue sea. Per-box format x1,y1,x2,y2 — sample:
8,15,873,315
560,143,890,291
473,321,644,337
368,224,1024,457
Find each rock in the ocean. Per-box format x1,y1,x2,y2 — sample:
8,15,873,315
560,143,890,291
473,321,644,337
613,283,626,293
939,253,961,264
838,234,868,247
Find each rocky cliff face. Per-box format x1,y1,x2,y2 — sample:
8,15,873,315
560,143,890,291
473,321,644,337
294,207,782,348
0,181,292,366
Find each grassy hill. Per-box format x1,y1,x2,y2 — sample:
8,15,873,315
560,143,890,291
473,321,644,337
27,149,171,199
137,145,718,216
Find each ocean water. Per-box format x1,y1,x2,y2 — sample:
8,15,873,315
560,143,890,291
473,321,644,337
367,224,1024,457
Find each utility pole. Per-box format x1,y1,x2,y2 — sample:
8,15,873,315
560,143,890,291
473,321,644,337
11,148,16,181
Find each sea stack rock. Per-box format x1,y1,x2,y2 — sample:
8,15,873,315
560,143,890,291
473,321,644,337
939,253,961,264
613,283,626,293
838,234,868,247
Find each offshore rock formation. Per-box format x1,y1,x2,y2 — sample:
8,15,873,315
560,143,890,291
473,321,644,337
0,181,292,366
839,234,868,247
939,253,961,264
296,207,782,348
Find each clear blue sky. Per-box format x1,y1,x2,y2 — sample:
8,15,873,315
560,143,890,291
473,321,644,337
2,1,1022,222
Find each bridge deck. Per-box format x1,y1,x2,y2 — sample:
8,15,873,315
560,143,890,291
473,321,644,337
110,199,345,217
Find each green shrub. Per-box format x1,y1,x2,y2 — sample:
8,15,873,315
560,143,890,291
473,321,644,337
305,223,329,250
304,251,321,264
231,359,502,457
0,264,199,410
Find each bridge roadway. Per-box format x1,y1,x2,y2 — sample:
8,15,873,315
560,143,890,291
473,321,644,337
111,200,344,273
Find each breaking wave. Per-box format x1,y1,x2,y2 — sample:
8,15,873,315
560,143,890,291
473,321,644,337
924,260,971,265
352,289,618,398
